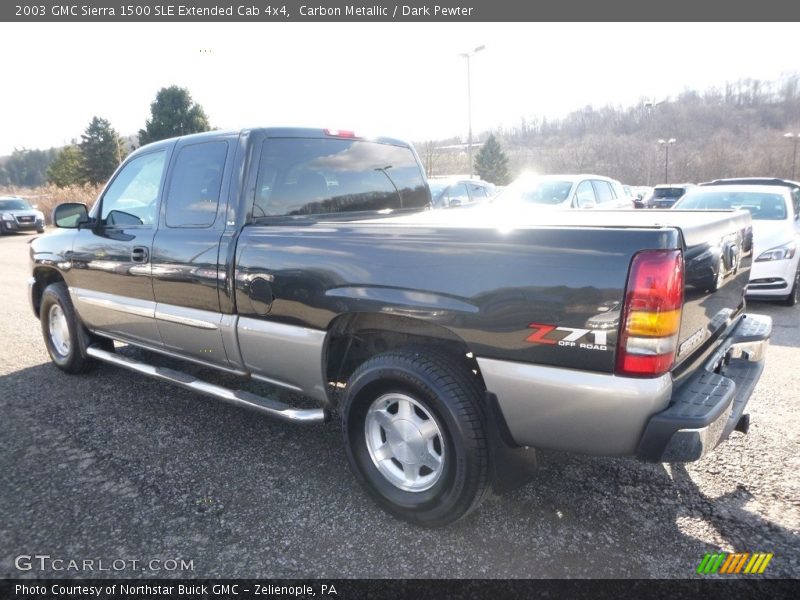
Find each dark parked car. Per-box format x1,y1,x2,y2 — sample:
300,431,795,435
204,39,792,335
0,197,45,234
651,183,695,209
427,176,495,208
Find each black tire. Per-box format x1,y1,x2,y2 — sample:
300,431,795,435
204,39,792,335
340,350,489,527
40,282,97,373
36,225,45,234
781,268,799,307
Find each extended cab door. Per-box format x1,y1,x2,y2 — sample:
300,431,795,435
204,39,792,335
150,136,240,370
68,148,170,345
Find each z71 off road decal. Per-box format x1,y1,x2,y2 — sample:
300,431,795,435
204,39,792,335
525,323,610,351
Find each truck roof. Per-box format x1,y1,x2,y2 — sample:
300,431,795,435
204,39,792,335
135,127,414,151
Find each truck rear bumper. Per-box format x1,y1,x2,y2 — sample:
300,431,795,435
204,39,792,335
477,313,771,459
636,313,771,462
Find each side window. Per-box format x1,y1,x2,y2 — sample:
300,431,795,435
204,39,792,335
165,141,228,228
575,180,596,207
253,138,428,218
593,180,615,204
446,182,470,206
101,151,167,227
792,189,800,220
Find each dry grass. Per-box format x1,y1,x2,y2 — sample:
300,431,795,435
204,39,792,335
0,184,102,224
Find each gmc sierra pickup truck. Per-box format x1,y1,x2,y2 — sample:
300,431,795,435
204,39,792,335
29,128,771,526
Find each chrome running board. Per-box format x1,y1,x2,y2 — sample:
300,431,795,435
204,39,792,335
86,346,327,424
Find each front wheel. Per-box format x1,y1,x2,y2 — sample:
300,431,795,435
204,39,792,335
40,282,96,373
781,268,799,307
340,351,489,527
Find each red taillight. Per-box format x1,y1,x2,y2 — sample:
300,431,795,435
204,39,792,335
616,249,684,377
323,129,356,138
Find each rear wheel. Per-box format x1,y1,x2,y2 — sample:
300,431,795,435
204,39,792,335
40,282,97,373
340,351,489,527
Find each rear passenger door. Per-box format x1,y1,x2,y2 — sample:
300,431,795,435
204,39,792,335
150,136,240,370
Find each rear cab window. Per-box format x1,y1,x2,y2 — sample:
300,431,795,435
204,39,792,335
165,141,228,228
252,138,429,219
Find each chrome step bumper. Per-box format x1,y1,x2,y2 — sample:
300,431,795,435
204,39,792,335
86,346,327,424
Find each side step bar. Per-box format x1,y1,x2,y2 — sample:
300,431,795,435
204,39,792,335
86,346,327,424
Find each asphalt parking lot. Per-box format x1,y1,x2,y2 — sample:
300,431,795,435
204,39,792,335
1,230,798,579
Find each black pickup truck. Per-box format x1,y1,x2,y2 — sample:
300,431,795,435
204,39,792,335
29,128,771,526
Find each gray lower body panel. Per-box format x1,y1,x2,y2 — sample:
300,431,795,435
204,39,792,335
477,358,672,456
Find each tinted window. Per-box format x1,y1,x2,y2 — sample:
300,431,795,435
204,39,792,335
253,138,428,218
575,180,596,207
165,141,227,228
675,191,788,220
654,187,685,199
0,199,32,210
101,151,167,227
593,180,614,204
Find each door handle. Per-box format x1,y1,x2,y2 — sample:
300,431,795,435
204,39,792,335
131,246,149,264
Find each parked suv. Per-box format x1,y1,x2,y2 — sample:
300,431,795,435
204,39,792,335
651,183,695,209
0,197,45,234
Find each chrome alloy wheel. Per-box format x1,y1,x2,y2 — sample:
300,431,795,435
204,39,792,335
364,393,446,492
48,303,71,357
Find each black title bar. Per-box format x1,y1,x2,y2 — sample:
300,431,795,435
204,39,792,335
4,0,800,21
1,579,799,600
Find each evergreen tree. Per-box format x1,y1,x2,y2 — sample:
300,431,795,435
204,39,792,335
138,86,210,145
47,145,85,187
80,117,125,185
474,134,510,185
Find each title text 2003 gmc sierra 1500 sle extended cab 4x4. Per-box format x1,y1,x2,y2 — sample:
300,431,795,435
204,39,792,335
29,128,771,526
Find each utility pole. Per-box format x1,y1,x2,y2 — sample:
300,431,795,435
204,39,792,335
459,45,485,178
658,138,676,184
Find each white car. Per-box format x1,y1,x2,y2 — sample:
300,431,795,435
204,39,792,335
493,174,635,210
673,185,800,306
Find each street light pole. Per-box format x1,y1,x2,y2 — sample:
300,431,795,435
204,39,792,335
658,138,676,184
783,132,799,180
459,45,485,178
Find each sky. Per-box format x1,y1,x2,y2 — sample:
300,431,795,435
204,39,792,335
1,22,798,156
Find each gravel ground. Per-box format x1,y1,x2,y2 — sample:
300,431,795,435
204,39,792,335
0,231,798,579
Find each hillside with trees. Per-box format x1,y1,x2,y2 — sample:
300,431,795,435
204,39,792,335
422,74,800,184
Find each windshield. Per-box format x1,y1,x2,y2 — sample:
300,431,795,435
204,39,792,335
674,190,788,220
494,179,573,205
0,199,33,211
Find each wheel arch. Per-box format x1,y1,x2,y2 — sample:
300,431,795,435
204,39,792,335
323,312,485,406
31,266,66,318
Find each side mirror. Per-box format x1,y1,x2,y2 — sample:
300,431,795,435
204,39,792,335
53,203,89,228
31,204,39,209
